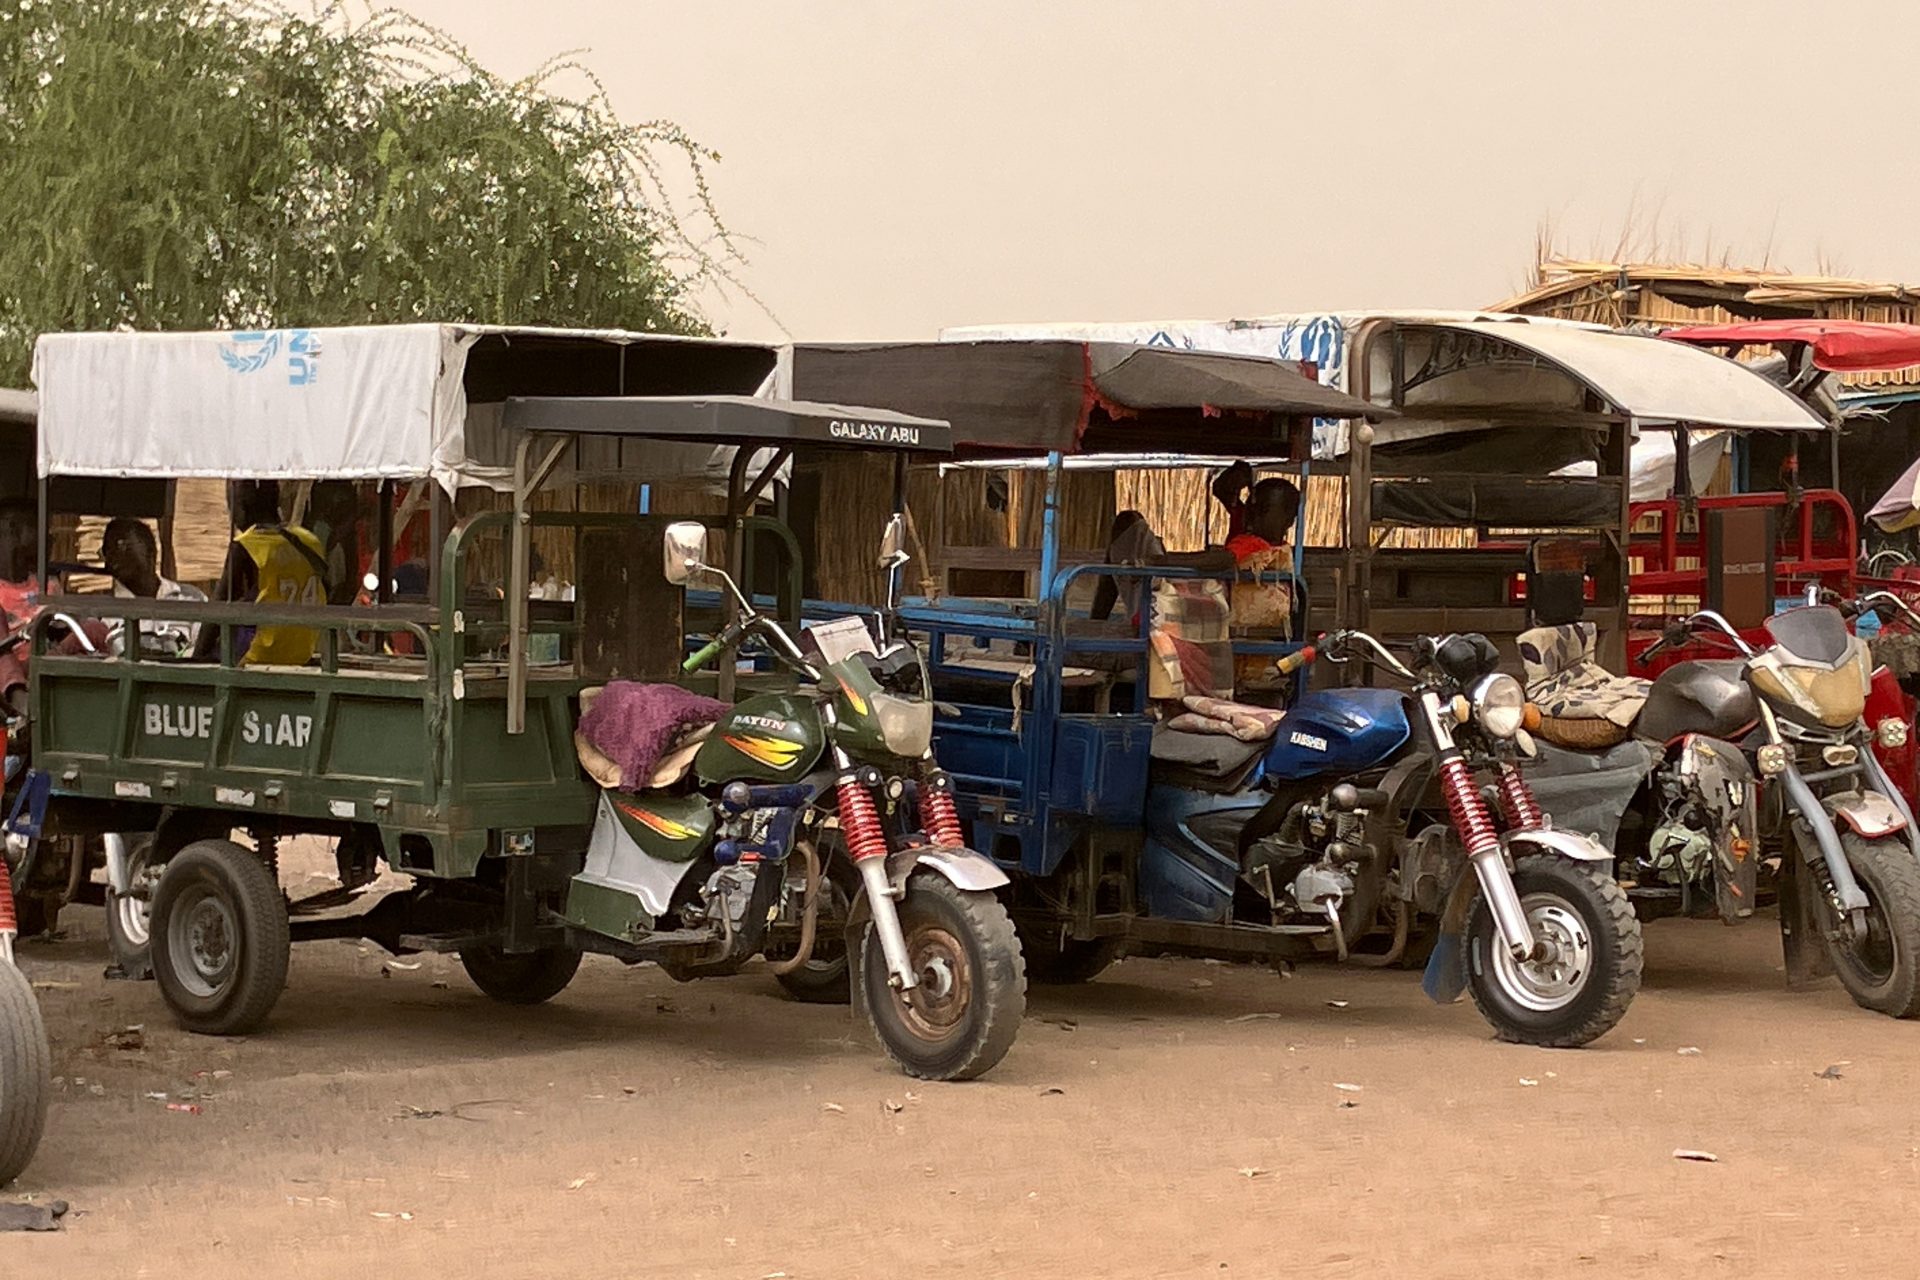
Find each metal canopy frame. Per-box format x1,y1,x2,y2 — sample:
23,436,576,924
500,393,951,732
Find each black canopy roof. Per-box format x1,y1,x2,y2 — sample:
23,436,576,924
790,340,1390,456
499,394,951,453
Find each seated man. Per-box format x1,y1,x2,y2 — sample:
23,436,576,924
100,517,205,657
191,480,327,666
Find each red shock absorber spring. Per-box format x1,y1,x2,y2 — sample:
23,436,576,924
0,854,16,937
1438,758,1501,860
919,771,964,848
835,776,890,862
1494,761,1545,831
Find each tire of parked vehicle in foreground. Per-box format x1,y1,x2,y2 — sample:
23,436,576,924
857,873,1026,1081
1822,832,1920,1018
149,840,290,1036
1465,854,1643,1048
0,961,49,1187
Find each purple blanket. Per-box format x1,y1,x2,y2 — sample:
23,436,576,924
579,681,729,791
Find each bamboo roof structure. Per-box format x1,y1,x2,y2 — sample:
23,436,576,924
1493,258,1920,393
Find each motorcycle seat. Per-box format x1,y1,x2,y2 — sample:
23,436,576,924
1149,725,1268,791
1518,622,1649,730
573,684,721,791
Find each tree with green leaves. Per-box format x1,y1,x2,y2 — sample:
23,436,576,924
0,0,736,384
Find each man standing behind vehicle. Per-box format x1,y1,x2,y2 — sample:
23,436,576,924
191,481,326,666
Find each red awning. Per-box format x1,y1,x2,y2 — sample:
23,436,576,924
1663,320,1920,373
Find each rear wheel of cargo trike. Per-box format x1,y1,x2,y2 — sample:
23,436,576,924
150,840,289,1036
459,944,582,1005
1018,933,1124,985
771,850,859,1005
106,838,156,980
0,962,50,1187
857,873,1026,1081
1823,833,1920,1018
1465,854,1642,1048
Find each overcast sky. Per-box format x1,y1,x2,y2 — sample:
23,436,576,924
396,0,1920,343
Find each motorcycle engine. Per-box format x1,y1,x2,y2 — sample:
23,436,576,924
1245,793,1363,922
679,863,761,937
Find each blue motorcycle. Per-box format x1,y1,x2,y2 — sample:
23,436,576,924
1139,629,1643,1047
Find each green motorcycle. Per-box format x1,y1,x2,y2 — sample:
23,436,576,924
565,520,1026,1080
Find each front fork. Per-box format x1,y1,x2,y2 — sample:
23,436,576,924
833,748,919,991
1419,691,1536,960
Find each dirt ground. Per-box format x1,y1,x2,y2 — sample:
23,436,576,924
6,869,1920,1279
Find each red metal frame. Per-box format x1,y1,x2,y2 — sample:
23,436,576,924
1621,489,1858,675
1627,489,1856,601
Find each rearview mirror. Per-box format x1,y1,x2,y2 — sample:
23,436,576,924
878,513,908,570
663,522,711,586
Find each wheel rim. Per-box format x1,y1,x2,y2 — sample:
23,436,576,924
114,890,152,949
1838,887,1899,988
166,885,238,999
888,922,973,1043
1490,893,1593,1013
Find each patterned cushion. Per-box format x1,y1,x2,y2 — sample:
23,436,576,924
1516,623,1650,729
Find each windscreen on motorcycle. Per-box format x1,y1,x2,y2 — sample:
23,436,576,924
1764,606,1851,665
857,645,927,700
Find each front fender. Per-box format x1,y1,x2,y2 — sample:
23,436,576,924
1501,827,1613,864
1827,790,1909,840
884,844,1010,893
845,846,1010,950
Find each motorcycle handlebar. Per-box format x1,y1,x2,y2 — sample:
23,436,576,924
1634,610,1756,667
1319,629,1419,681
682,611,823,682
1857,589,1920,633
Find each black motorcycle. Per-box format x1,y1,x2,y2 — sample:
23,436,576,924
1528,603,1920,1017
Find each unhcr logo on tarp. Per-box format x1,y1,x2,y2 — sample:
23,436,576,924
218,329,321,385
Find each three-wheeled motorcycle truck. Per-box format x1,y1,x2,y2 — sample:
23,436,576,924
16,325,1026,1081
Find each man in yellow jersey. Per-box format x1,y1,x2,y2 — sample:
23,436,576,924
192,481,328,665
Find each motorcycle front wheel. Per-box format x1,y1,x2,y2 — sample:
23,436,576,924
1465,854,1643,1048
857,872,1026,1081
1821,833,1920,1018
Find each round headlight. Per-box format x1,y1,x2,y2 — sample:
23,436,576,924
1471,673,1526,739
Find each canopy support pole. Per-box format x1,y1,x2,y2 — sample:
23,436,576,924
376,482,395,606
35,477,47,595
1038,452,1063,601
718,446,794,702
508,434,570,735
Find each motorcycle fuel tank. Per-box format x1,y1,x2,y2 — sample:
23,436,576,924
695,693,825,784
1634,660,1757,745
1262,687,1412,782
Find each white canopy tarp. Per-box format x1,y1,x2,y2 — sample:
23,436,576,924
31,325,785,495
1432,321,1827,433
